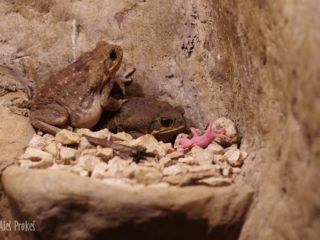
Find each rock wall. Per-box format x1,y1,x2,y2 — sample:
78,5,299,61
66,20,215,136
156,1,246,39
233,1,320,239
0,0,319,239
0,0,253,128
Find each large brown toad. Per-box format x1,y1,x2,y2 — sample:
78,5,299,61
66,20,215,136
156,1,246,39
30,41,124,135
103,97,186,142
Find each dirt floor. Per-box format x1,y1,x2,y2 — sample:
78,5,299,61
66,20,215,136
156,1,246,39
0,0,319,239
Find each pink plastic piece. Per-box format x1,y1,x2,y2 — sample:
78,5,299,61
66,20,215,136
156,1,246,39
179,119,230,149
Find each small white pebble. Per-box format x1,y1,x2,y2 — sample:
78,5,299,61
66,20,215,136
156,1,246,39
213,154,228,163
77,128,111,139
91,162,108,179
77,155,101,172
225,148,242,167
232,167,241,174
56,129,80,145
163,164,188,176
222,167,231,177
28,134,45,149
198,177,233,186
19,160,35,168
96,146,113,161
80,170,89,177
173,133,189,149
206,142,224,154
45,142,57,157
21,147,53,162
240,150,248,161
178,156,198,165
188,165,212,173
166,151,185,160
59,147,77,163
37,130,44,136
111,132,133,141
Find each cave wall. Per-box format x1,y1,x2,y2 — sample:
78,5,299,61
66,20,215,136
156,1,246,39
0,0,319,239
233,1,320,239
0,0,248,128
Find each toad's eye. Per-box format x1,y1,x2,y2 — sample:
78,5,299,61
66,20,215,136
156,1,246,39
109,49,117,61
160,117,173,127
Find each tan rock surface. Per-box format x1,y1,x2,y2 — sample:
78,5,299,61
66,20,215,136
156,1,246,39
0,67,34,240
2,166,253,240
0,94,34,165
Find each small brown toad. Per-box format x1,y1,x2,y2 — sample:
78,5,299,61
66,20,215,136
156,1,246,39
30,41,124,135
103,97,186,142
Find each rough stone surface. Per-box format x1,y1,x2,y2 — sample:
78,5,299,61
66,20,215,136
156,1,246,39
2,166,253,240
0,69,34,165
0,67,34,240
10,125,246,240
0,0,319,240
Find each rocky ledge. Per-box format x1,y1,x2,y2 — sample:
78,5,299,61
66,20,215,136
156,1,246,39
17,120,246,188
2,124,252,240
3,166,252,240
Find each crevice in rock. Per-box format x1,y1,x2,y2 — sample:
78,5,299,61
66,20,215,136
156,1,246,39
93,215,244,240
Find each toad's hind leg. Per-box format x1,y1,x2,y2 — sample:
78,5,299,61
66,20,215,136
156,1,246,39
30,104,69,135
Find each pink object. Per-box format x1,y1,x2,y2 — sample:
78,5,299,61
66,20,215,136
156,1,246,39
179,119,230,149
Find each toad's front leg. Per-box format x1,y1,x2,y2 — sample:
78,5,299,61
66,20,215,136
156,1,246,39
100,82,127,112
30,103,69,135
